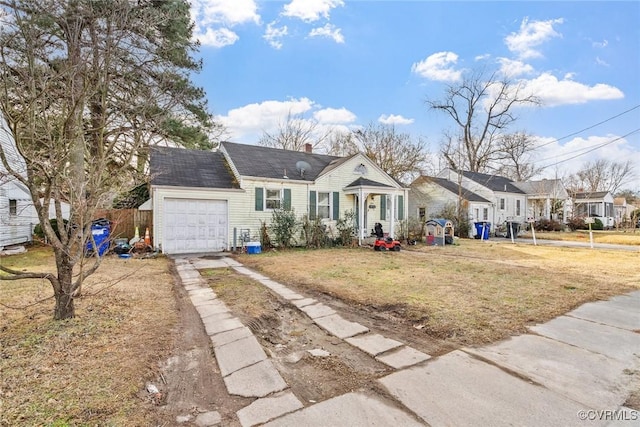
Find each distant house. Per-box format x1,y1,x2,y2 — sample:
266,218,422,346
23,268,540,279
1,113,69,249
1,113,36,249
437,169,527,227
514,179,569,222
149,142,408,254
571,191,615,228
409,175,491,237
613,197,637,226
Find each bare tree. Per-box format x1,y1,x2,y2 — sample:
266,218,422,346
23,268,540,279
427,69,540,172
0,0,211,319
494,132,542,181
258,111,332,152
351,123,429,184
571,159,635,194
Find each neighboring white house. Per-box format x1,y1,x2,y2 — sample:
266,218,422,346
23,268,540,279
437,169,528,227
613,197,637,226
1,112,70,249
514,179,570,222
409,175,492,237
571,191,615,228
149,142,408,254
1,112,35,249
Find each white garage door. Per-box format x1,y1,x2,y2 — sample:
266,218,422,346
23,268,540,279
163,198,228,254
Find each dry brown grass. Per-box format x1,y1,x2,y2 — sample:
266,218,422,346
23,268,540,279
239,241,640,345
524,229,640,245
0,245,177,426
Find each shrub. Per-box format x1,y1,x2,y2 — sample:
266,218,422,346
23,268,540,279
259,220,272,250
534,219,563,232
33,218,69,240
335,210,356,246
299,214,330,248
592,218,604,230
270,208,297,248
566,217,586,231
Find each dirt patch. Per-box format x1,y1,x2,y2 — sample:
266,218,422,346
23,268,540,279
147,265,251,426
201,267,447,407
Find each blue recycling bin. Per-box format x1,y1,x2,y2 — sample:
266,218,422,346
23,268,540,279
474,222,491,240
86,219,111,256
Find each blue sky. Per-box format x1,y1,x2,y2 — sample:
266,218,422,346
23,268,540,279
188,1,640,189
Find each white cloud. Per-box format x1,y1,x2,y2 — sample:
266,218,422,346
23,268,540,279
309,23,344,44
595,56,610,67
314,107,356,123
196,27,239,48
497,58,534,78
282,0,344,22
191,0,260,47
592,39,608,49
534,135,640,189
216,98,315,140
378,114,414,125
505,17,563,59
264,22,288,49
411,51,462,82
521,73,624,106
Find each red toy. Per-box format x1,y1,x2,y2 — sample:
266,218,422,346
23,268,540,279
374,236,402,251
372,222,401,251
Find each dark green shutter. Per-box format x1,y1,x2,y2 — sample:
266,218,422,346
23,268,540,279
397,195,404,220
332,192,340,220
283,189,291,210
380,195,386,220
309,191,317,219
255,187,264,211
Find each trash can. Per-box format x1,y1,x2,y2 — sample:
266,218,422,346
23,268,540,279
474,222,491,240
505,221,520,238
86,219,111,256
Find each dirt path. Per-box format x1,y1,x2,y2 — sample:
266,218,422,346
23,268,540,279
151,262,454,425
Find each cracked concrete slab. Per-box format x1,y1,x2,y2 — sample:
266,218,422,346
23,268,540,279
345,333,403,357
210,326,253,348
196,301,231,318
203,316,245,336
214,335,268,377
529,315,640,363
224,360,288,398
263,392,424,427
568,302,640,331
380,350,589,427
236,392,303,427
292,298,316,308
300,303,336,319
375,346,431,369
466,334,635,410
313,314,369,339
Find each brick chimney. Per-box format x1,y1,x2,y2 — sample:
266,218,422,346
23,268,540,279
304,143,312,153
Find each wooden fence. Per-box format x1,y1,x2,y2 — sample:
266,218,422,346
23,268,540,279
94,208,152,241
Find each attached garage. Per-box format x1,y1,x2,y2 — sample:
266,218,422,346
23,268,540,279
162,198,228,254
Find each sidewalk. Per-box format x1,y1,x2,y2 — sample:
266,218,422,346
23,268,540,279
491,237,640,252
173,255,640,427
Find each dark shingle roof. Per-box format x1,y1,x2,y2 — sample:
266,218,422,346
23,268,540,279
150,146,238,189
574,191,610,200
345,177,394,188
416,176,490,203
221,141,340,181
462,171,524,194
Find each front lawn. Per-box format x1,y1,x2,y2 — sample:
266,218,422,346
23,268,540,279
239,240,640,345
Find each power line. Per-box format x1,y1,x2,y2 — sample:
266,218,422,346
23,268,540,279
535,104,640,149
538,128,640,170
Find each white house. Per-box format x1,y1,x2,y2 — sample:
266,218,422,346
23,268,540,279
1,112,70,249
149,142,408,254
409,175,492,237
437,169,528,227
514,179,569,222
572,191,615,228
1,113,36,249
